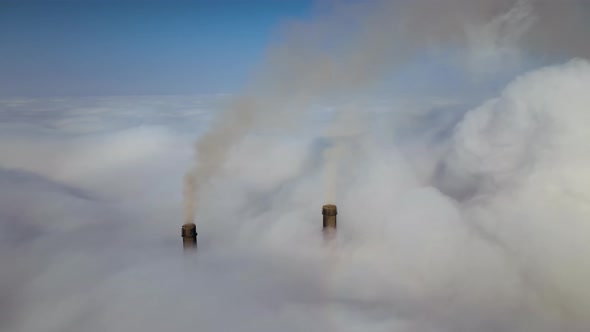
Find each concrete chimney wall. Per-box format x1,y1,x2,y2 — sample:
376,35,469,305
322,204,337,230
182,223,197,250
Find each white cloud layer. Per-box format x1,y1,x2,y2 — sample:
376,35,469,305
3,0,590,330
1,58,590,332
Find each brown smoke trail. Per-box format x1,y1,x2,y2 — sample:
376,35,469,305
322,103,367,204
183,172,196,224
183,0,590,224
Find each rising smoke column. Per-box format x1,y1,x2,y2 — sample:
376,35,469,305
183,0,590,224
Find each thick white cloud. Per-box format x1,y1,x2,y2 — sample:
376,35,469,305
2,59,590,332
443,59,590,329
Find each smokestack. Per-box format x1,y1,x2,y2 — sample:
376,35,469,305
322,204,337,230
181,223,197,250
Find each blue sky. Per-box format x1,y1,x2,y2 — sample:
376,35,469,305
0,0,314,97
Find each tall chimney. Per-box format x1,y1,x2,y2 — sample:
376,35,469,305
322,204,337,230
181,223,197,250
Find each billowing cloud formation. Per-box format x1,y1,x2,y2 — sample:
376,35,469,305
2,59,590,332
3,1,590,332
442,59,590,329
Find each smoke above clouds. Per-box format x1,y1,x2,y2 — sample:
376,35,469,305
184,0,590,224
3,1,590,332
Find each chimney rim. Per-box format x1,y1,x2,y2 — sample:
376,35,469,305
322,204,337,215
